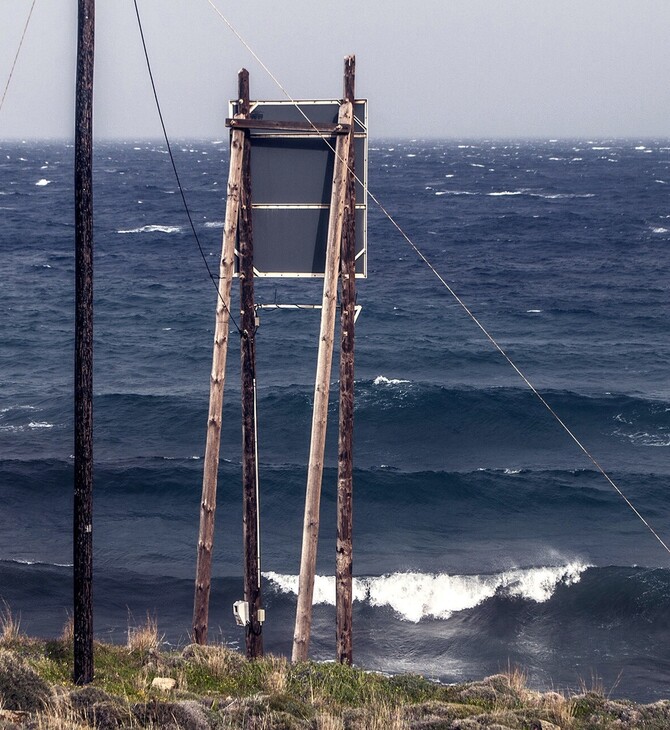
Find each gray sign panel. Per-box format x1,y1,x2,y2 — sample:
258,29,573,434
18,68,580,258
230,99,368,278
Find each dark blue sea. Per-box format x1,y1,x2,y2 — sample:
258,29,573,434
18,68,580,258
1,138,669,702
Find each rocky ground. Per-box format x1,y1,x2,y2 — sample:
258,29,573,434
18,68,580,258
0,634,668,729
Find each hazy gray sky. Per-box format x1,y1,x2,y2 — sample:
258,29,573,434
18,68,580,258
1,0,669,139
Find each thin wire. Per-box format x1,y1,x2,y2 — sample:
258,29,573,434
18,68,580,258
0,0,37,116
132,0,241,334
204,0,670,559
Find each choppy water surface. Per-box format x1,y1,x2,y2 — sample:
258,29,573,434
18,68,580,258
1,138,669,701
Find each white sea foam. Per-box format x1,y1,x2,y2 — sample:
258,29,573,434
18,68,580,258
435,190,476,196
265,563,590,622
35,179,51,186
526,309,542,313
28,421,53,429
117,225,182,234
655,180,667,184
537,193,595,199
9,559,72,568
652,227,668,234
204,221,225,228
0,405,38,414
488,191,523,196
373,375,411,386
621,431,670,447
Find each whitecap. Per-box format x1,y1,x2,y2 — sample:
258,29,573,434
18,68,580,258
9,559,72,568
652,227,668,234
204,221,225,228
373,375,410,386
28,421,53,429
488,190,523,196
117,225,182,234
35,179,51,186
536,193,595,200
0,404,38,414
526,309,542,313
617,429,670,447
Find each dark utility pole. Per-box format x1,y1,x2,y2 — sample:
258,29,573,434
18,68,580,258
336,54,356,665
238,69,263,659
74,0,95,685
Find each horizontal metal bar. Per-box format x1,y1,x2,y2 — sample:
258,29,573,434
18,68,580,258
255,304,362,320
225,118,351,134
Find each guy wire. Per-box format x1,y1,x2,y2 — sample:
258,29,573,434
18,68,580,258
0,0,38,117
132,0,241,335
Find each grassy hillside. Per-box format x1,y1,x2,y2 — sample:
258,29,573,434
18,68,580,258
0,609,668,729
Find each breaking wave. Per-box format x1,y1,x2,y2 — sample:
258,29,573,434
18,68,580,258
264,562,590,622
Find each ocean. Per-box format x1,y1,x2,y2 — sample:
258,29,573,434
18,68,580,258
1,138,669,702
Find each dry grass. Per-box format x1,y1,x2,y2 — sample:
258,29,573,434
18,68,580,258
315,713,345,730
262,655,289,694
503,662,528,694
361,700,408,730
31,699,94,730
0,599,21,643
497,665,576,728
183,642,245,677
30,697,163,730
132,665,147,693
126,612,162,653
60,614,74,643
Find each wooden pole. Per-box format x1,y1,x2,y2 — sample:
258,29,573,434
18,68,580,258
336,55,356,666
73,0,95,686
238,69,264,659
292,94,354,663
192,78,246,645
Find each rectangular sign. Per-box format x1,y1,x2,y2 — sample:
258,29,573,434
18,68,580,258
229,99,368,278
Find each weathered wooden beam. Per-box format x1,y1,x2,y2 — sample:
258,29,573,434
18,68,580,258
292,95,354,664
238,69,264,660
73,0,95,687
192,76,246,646
226,118,351,135
336,54,356,667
